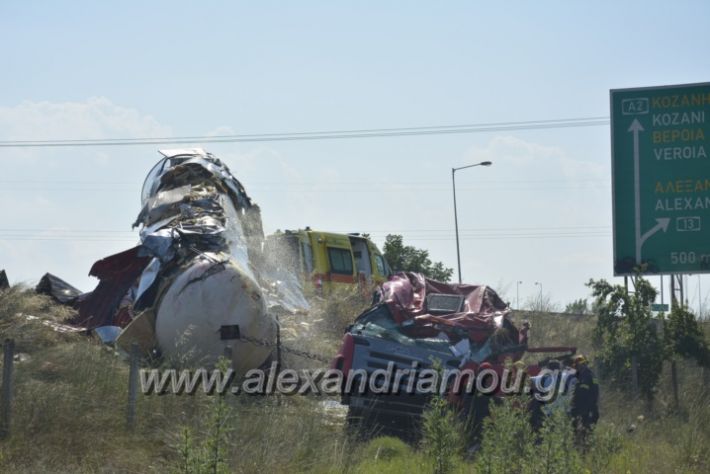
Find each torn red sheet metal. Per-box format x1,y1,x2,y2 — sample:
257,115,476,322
378,272,508,316
72,247,151,330
376,272,527,346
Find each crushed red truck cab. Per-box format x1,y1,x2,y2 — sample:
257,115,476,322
331,272,576,438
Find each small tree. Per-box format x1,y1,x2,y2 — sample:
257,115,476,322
174,358,233,474
383,234,454,282
564,298,594,315
531,406,581,474
421,394,464,474
588,276,663,400
524,293,560,313
476,397,535,474
663,304,710,368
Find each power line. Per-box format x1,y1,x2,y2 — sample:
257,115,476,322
394,234,610,241
0,116,609,148
0,185,611,194
0,229,136,233
0,224,610,234
0,176,612,192
336,225,611,233
0,224,612,244
0,178,609,184
0,233,610,243
0,237,137,242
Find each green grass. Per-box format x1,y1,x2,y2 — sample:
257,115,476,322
0,285,708,472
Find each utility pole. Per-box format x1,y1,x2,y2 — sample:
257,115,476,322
516,280,523,310
534,281,543,310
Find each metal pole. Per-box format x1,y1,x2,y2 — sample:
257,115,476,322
223,345,233,360
699,276,702,318
671,275,676,309
452,168,462,284
451,161,492,284
680,275,685,308
0,339,14,439
534,281,542,310
127,343,139,430
516,281,522,310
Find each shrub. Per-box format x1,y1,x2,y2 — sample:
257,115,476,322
588,277,663,400
421,394,464,474
475,397,535,474
530,405,581,474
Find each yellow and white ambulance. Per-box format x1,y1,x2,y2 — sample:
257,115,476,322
265,228,391,294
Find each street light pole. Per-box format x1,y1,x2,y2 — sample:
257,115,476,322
534,281,542,310
452,161,492,283
516,280,523,310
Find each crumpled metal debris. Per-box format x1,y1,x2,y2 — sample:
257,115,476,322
94,326,122,344
20,313,86,334
35,273,83,305
0,269,9,290
356,272,529,367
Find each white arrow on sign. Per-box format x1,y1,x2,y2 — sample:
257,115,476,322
629,118,669,264
639,217,671,249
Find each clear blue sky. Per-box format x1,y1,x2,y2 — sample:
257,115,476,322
2,1,709,310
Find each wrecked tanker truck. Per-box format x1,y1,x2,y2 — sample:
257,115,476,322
72,149,308,375
331,272,576,438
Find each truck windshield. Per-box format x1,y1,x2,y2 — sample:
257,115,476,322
351,305,452,352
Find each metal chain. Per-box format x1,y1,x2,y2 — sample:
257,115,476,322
280,345,331,364
238,334,273,348
239,334,330,364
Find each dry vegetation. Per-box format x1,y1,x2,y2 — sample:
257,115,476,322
0,285,708,473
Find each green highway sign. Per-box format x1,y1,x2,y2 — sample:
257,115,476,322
651,303,669,312
611,82,710,275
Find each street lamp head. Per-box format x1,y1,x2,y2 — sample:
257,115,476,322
453,161,493,172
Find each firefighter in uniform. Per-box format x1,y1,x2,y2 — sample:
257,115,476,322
570,354,599,442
